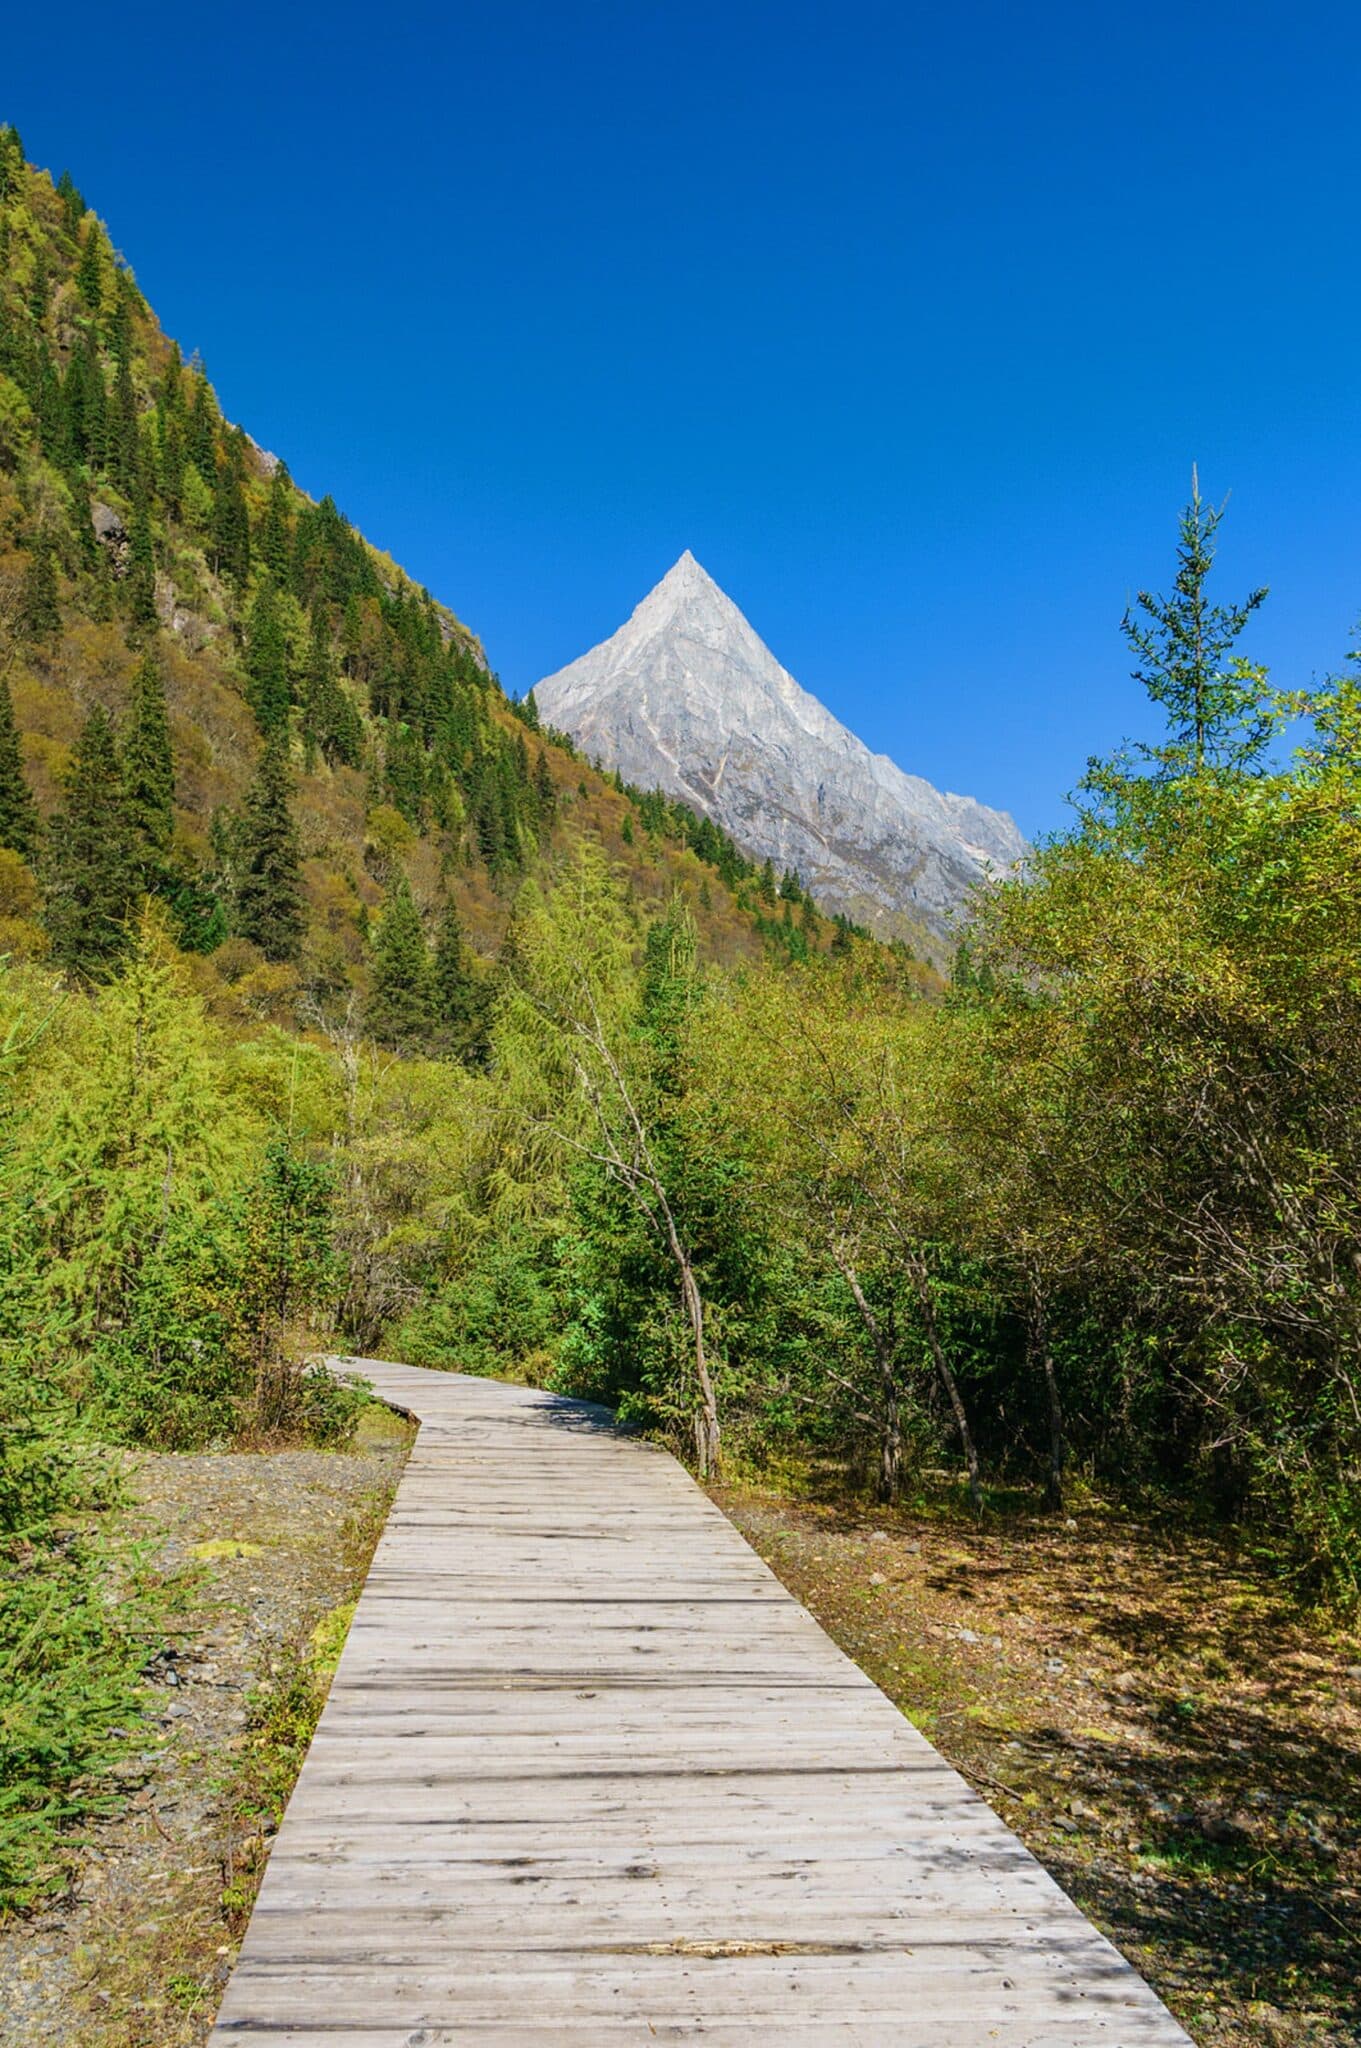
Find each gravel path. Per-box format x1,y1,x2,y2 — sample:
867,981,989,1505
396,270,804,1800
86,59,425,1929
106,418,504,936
0,1412,410,2047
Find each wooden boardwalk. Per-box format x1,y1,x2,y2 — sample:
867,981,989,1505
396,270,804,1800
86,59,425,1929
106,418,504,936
209,1363,1191,2045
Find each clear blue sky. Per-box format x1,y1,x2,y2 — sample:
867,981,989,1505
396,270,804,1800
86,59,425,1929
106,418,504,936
7,2,1360,837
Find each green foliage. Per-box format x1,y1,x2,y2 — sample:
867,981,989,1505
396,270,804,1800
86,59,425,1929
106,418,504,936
42,704,138,978
0,671,37,858
123,650,175,869
244,580,290,735
366,876,432,1049
430,894,487,1063
1120,469,1270,776
20,541,60,640
234,737,304,963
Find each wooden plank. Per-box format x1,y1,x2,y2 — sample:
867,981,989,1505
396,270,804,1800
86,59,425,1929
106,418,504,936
209,1362,1191,2045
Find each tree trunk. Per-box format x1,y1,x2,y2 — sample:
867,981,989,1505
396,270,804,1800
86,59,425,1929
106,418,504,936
836,1253,903,1504
907,1253,983,1515
1027,1267,1065,1512
669,1218,720,1478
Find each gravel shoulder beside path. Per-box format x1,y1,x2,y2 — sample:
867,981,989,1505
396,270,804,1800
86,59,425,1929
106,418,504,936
0,1407,412,2048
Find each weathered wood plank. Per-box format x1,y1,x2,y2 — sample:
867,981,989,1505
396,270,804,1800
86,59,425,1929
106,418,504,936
208,1362,1190,2045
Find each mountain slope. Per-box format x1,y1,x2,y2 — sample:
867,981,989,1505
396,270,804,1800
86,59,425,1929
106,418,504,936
535,551,1026,942
0,133,821,1026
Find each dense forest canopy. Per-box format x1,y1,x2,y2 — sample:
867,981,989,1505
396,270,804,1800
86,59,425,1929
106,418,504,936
2,127,1361,1909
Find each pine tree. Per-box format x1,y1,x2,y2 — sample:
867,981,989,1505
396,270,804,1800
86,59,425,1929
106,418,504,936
56,169,86,236
234,736,305,963
1121,471,1270,776
367,876,433,1048
20,542,60,640
259,463,293,583
43,704,138,977
0,126,24,202
0,669,38,858
211,435,251,586
28,257,49,326
301,606,362,768
431,894,486,1063
123,650,175,873
244,581,291,735
75,219,106,315
64,331,107,467
126,491,157,628
534,747,556,824
187,368,216,481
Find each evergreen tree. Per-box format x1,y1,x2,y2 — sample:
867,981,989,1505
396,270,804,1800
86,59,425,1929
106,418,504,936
259,463,293,583
211,439,251,586
384,723,426,824
0,126,24,201
75,219,106,315
244,581,291,735
55,169,86,236
28,257,49,326
20,542,60,640
126,491,157,628
518,688,541,730
302,605,363,768
187,368,216,481
534,746,556,824
367,876,433,1048
234,736,305,963
64,331,107,467
431,894,486,1064
0,669,38,858
43,704,138,978
1121,471,1270,775
123,650,175,872
157,411,184,514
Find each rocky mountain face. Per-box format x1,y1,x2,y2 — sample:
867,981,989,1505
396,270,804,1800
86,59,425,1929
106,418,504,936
534,553,1027,944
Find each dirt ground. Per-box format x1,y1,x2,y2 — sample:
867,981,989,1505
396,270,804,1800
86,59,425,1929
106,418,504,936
0,1407,411,2048
4,1414,1355,2047
711,1477,1361,2048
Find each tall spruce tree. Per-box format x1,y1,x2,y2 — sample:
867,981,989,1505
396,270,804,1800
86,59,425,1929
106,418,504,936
126,492,157,628
431,894,486,1064
303,606,362,768
211,441,250,586
43,703,137,977
20,542,60,640
259,463,293,583
0,127,24,202
123,650,175,874
366,876,433,1048
75,218,105,315
1122,472,1270,775
234,735,305,963
244,581,291,734
0,669,38,858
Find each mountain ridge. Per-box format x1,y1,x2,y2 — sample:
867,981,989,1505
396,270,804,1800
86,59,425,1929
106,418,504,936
535,552,1026,945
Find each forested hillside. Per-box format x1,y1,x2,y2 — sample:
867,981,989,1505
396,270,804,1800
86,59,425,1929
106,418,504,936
0,126,856,1027
2,121,1360,1938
